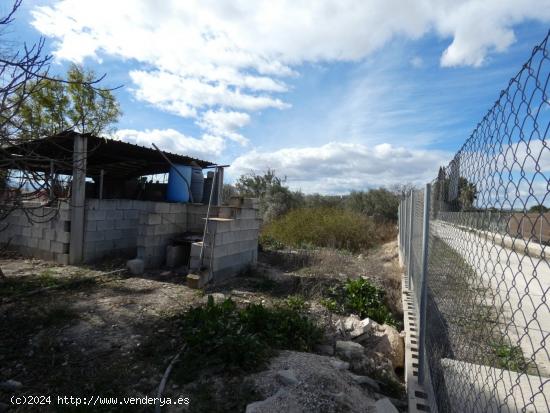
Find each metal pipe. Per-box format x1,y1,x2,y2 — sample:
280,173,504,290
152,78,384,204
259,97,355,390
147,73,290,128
151,143,194,203
199,166,218,270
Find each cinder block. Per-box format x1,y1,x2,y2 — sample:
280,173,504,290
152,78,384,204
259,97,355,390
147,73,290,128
173,214,186,224
31,227,43,238
218,207,236,219
139,226,155,237
154,203,171,213
245,198,259,208
95,239,114,251
50,241,65,253
110,210,123,220
141,235,161,247
124,210,139,220
104,229,122,240
58,210,70,221
147,214,162,225
228,197,242,207
88,210,106,220
38,239,50,251
97,220,114,231
190,242,202,257
86,199,100,210
114,219,132,230
240,208,258,219
212,250,253,273
187,271,209,289
86,231,104,242
55,230,70,243
116,200,133,210
170,203,186,213
55,253,70,265
161,214,175,225
132,200,148,211
86,221,97,231
27,237,38,249
100,200,117,210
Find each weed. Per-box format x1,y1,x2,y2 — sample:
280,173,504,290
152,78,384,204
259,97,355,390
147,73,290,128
174,297,322,382
284,294,308,311
323,278,398,327
491,342,532,373
259,234,285,251
261,207,384,252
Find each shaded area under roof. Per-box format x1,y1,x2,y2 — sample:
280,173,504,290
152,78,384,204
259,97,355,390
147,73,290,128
7,131,216,178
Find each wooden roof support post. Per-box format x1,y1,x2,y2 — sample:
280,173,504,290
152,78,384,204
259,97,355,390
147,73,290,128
69,134,88,264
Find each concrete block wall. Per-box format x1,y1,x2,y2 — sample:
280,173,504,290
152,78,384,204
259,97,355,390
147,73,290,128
0,202,71,264
83,199,150,263
190,201,260,280
137,202,188,268
186,204,219,232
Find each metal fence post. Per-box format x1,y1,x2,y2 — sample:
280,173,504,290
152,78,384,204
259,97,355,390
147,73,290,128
401,198,407,256
418,183,431,385
398,203,402,253
406,191,414,287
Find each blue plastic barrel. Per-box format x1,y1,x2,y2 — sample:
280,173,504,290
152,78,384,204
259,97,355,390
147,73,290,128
190,167,204,204
166,164,192,202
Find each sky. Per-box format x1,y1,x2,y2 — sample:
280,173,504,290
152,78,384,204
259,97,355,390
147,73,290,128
7,0,550,194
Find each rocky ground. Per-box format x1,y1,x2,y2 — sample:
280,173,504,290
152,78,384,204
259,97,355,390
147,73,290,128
0,241,405,412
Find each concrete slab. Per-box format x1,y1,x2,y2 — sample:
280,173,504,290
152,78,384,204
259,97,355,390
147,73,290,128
440,358,549,413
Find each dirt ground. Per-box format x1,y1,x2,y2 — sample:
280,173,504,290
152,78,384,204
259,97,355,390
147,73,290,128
0,241,402,412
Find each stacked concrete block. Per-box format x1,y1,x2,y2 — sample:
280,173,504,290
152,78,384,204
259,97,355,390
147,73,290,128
82,199,145,262
187,199,260,286
0,203,71,264
186,204,219,232
136,202,188,268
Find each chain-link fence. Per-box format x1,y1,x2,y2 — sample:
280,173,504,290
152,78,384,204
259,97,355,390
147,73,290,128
399,31,550,412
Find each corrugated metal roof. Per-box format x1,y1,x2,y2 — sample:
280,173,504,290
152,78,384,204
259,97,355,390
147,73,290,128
7,131,216,178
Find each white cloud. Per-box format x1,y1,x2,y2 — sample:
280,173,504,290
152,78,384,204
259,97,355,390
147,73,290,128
231,142,450,194
115,128,224,160
129,70,288,117
197,110,251,146
30,0,550,151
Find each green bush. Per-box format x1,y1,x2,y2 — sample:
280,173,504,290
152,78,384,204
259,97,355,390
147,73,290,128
491,342,532,372
177,297,322,381
261,207,384,252
323,278,397,327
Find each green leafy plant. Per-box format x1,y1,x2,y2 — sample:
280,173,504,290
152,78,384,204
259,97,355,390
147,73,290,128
492,342,532,372
284,295,308,312
259,234,286,251
176,297,322,382
323,278,398,327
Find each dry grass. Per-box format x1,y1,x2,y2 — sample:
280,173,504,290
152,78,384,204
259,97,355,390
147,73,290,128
257,241,403,318
261,207,395,252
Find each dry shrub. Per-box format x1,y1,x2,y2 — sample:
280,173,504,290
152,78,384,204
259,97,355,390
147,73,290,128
261,207,388,252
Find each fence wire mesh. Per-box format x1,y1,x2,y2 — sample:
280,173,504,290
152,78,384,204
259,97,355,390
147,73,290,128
399,30,550,412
